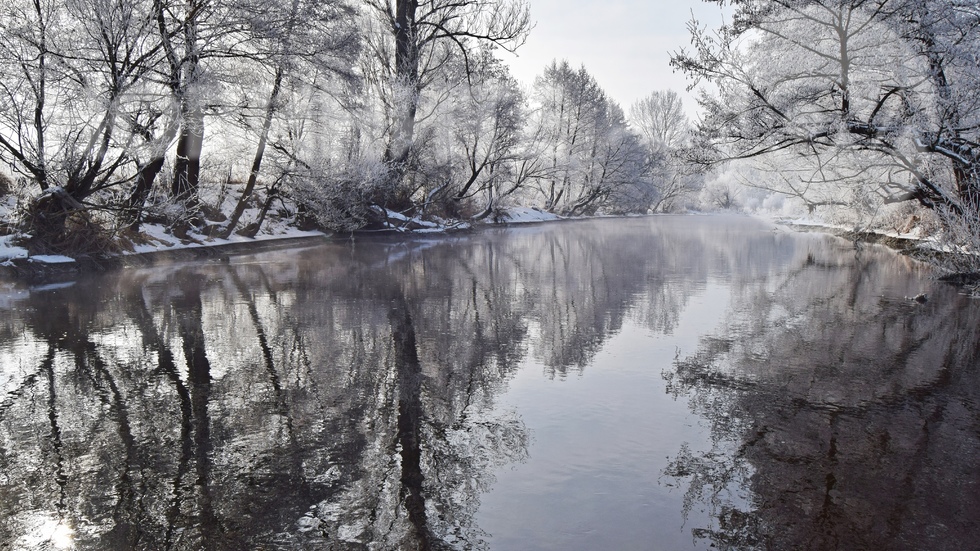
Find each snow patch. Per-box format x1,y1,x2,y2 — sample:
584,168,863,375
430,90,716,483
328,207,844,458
497,207,562,224
126,222,326,255
0,234,28,264
0,200,575,269
380,208,441,230
28,255,75,264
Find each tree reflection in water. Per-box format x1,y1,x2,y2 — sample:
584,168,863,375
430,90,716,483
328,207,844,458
0,236,538,549
2,217,727,549
664,240,980,551
1,217,976,550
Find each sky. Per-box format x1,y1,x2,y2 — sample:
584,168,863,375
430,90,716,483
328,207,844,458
501,0,730,118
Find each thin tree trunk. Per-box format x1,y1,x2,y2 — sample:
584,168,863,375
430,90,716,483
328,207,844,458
242,186,279,238
124,109,182,230
223,0,303,237
124,158,168,231
222,66,285,238
34,13,48,192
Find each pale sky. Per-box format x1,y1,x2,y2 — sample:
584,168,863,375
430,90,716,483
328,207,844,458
502,0,729,118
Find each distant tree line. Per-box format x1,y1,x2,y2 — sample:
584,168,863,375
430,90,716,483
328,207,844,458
0,0,698,255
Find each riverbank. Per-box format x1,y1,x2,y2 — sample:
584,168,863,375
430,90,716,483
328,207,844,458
6,211,979,289
0,206,564,281
776,219,980,289
777,220,935,258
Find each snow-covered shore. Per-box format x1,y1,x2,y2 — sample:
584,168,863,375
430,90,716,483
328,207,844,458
772,216,939,256
0,206,565,279
8,207,974,285
769,216,980,287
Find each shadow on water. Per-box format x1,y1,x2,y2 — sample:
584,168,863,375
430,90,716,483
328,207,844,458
0,216,977,550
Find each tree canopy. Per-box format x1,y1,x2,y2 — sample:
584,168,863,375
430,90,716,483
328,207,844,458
673,0,980,246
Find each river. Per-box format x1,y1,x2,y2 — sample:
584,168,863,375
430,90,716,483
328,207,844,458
1,215,978,550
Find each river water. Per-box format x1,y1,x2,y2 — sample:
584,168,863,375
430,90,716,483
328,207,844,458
1,215,978,550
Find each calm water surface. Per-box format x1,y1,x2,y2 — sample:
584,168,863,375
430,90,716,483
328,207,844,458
1,216,978,550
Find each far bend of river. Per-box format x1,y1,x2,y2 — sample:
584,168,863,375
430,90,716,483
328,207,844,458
1,215,979,551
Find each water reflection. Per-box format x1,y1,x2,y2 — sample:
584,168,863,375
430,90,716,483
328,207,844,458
0,217,977,550
664,239,980,550
2,241,536,549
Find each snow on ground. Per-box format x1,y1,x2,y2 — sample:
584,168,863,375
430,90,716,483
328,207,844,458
772,215,933,241
2,194,81,265
496,207,563,224
27,255,75,264
128,222,325,255
125,204,480,256
0,246,76,266
381,208,440,228
0,235,29,266
122,205,560,258
0,204,570,267
764,214,980,266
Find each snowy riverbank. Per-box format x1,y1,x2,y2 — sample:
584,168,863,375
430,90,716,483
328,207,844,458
0,206,564,279
6,209,976,287
773,217,940,258
771,216,980,292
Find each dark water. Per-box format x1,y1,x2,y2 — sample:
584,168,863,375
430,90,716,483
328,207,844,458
1,216,978,550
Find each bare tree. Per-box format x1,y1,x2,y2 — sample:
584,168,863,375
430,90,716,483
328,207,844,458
630,90,701,212
528,60,606,212
411,55,527,219
524,60,648,216
0,0,174,247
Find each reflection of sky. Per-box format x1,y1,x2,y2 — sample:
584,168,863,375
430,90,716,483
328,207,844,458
503,0,730,117
479,282,735,550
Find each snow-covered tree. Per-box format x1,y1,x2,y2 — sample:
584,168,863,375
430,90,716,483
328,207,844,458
0,0,173,247
525,61,649,216
630,90,702,212
631,90,688,156
400,55,527,220
361,0,531,205
673,0,980,249
219,0,359,238
444,63,525,217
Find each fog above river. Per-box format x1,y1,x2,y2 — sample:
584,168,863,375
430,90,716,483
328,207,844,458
1,215,978,550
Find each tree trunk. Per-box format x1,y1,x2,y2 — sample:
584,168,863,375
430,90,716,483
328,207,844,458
172,7,203,203
124,157,168,231
172,106,204,201
123,115,182,231
222,66,285,238
382,0,421,190
35,34,48,191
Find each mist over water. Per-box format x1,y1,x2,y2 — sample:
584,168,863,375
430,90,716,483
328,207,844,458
1,216,977,550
